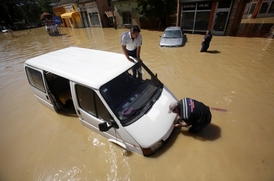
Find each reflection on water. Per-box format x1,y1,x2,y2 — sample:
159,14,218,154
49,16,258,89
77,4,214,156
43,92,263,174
0,27,274,181
238,17,274,37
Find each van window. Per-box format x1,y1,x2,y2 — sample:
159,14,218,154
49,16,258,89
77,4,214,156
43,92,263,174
76,84,111,121
25,67,45,92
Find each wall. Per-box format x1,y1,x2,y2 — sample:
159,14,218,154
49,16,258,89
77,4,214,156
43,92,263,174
113,0,140,28
96,0,113,27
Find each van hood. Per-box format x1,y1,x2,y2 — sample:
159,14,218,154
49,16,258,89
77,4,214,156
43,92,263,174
124,88,177,148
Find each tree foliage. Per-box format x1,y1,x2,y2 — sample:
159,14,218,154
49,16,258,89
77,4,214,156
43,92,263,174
0,0,56,29
137,0,177,25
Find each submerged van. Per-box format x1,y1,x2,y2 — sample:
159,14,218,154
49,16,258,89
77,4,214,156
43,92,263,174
24,47,177,156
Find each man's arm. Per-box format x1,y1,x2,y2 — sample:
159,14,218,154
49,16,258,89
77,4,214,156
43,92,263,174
136,46,143,64
136,46,141,59
202,35,206,42
122,45,134,62
174,115,189,128
174,121,189,128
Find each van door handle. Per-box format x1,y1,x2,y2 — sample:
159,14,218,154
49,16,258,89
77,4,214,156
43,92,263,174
46,95,49,100
77,110,81,115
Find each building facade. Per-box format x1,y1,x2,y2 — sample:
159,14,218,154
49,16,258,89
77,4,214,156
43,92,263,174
112,0,140,28
61,4,82,28
243,0,274,18
52,0,273,37
53,0,113,28
178,0,234,35
177,0,274,37
78,1,101,27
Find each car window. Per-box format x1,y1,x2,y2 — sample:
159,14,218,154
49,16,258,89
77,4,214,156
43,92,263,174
163,30,182,38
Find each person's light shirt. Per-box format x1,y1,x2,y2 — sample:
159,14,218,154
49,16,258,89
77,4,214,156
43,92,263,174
121,31,142,51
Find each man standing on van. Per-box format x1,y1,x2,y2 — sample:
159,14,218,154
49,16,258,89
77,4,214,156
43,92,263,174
168,98,212,133
121,25,142,78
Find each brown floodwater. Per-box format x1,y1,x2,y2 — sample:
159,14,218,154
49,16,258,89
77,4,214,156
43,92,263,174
0,27,274,181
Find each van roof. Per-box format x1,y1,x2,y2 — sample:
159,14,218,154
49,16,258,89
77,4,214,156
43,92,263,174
25,47,134,89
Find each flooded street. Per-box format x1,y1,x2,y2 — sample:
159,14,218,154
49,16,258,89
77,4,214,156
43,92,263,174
0,27,274,181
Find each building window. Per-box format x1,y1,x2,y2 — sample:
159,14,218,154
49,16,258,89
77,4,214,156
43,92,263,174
122,12,132,24
245,3,257,15
213,12,229,31
181,2,211,32
182,12,195,30
259,2,270,13
218,1,231,8
268,1,274,13
89,12,100,26
195,12,210,30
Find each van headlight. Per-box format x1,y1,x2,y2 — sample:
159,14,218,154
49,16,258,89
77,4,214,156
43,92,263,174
142,141,163,156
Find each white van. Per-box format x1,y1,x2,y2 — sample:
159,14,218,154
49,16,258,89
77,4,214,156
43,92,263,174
24,47,177,156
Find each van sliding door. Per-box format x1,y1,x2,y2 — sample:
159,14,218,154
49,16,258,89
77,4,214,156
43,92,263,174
25,66,54,111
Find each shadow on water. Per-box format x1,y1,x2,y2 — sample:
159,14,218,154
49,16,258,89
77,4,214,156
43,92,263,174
126,123,221,158
48,33,67,37
181,123,221,141
120,128,181,158
205,50,221,54
149,128,181,158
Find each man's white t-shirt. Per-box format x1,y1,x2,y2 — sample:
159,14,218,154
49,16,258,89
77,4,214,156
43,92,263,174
121,31,142,51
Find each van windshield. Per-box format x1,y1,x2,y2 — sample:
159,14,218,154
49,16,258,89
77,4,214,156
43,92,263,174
100,63,163,126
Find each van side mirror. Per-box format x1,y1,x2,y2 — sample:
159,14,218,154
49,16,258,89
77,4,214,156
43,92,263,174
99,120,119,132
99,122,110,132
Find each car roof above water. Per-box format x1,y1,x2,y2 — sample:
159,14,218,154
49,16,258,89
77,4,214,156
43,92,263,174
164,26,182,31
25,47,134,89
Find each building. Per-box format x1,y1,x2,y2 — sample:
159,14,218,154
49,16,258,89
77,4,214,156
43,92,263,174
112,0,140,28
243,0,274,18
52,0,114,28
52,0,273,37
177,0,274,37
239,0,274,37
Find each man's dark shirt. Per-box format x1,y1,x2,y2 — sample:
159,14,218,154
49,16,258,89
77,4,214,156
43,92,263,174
178,98,211,125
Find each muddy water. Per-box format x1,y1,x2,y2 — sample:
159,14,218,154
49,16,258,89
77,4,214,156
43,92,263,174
0,27,274,181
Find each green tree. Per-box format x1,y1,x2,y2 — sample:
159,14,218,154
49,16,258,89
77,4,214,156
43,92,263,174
0,0,17,24
37,0,56,13
137,0,177,27
0,0,56,30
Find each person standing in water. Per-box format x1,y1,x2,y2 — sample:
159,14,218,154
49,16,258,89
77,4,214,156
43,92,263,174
200,30,212,52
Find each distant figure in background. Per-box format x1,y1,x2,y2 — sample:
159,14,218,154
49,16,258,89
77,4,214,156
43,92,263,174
200,30,212,52
168,98,212,133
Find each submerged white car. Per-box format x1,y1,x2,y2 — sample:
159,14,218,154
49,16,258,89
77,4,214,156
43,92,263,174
24,47,178,156
159,26,184,47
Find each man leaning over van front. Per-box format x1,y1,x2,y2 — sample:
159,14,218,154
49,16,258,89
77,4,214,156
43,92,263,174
121,25,142,79
168,98,212,133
